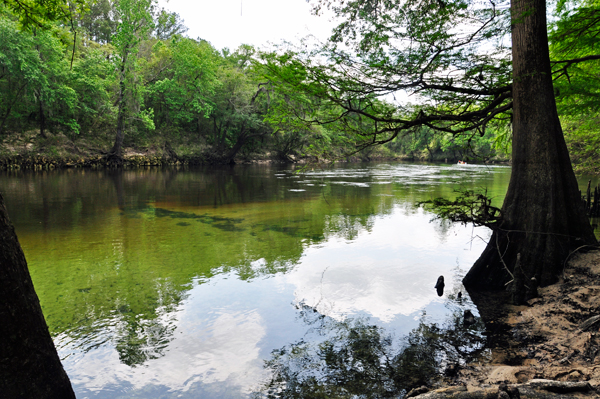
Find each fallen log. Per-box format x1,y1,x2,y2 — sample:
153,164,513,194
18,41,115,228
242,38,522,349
525,379,592,393
579,315,600,332
409,379,595,399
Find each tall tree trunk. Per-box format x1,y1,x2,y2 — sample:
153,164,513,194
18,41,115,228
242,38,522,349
109,52,130,166
218,120,231,153
463,0,597,294
36,91,47,139
224,125,250,164
0,193,75,398
109,73,126,165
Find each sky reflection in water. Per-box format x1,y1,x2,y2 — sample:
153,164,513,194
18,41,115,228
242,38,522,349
0,163,513,398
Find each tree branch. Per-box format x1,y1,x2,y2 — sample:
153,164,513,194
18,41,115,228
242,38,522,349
551,54,600,81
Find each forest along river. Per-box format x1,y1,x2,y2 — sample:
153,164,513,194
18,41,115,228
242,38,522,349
0,162,597,399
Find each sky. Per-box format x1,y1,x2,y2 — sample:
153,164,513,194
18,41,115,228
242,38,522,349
158,0,336,51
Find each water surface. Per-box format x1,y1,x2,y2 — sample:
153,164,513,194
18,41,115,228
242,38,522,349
0,162,516,398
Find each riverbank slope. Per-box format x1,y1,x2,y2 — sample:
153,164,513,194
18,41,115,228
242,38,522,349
0,131,508,169
413,250,600,398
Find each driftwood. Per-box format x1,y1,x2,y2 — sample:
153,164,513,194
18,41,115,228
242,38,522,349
410,379,594,399
525,379,592,393
407,386,432,397
409,385,493,399
579,315,600,332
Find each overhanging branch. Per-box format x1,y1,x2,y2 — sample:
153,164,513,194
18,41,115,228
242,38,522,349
551,54,600,81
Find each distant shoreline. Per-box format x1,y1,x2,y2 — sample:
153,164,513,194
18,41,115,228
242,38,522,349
0,132,511,170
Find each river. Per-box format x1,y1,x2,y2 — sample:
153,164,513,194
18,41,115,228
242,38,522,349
0,162,594,398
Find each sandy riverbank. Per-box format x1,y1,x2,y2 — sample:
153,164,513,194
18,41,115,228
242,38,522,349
412,250,600,398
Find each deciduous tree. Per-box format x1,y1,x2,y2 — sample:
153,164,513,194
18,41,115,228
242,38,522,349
464,0,597,291
146,37,219,132
208,46,272,163
109,0,155,163
0,16,78,136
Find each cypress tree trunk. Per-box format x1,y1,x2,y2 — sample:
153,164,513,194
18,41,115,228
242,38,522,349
463,0,597,293
0,193,75,398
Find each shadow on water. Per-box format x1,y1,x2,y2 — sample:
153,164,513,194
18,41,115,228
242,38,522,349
124,206,247,232
253,296,488,399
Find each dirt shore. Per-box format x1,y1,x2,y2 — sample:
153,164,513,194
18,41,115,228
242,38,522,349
421,250,600,397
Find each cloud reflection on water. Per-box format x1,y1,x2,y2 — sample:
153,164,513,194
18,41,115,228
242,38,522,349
287,207,490,323
64,288,270,398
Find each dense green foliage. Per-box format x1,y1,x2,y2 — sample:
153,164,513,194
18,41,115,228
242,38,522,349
550,0,600,174
0,0,598,166
259,0,515,163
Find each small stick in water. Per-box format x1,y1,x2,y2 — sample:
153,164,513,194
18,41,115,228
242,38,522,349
435,275,445,297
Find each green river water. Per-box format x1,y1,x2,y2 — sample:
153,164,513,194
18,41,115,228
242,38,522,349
0,162,593,398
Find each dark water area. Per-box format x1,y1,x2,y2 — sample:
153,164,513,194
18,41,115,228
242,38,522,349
0,162,592,398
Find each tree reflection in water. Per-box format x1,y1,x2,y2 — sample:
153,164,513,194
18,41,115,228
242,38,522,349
113,312,177,366
255,299,487,399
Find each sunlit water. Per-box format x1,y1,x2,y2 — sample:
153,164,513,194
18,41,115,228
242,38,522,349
1,161,579,398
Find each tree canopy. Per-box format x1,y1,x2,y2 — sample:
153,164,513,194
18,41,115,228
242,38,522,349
0,0,599,170
262,0,514,155
550,0,600,173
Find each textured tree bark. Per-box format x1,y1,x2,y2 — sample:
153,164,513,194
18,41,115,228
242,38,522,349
0,192,75,398
463,0,597,293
